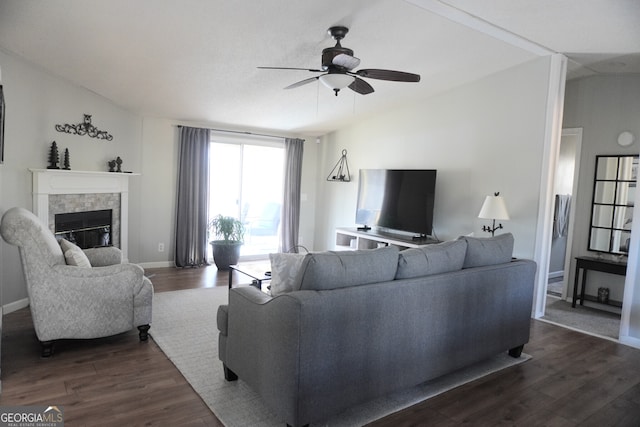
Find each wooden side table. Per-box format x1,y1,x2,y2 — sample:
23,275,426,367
572,256,627,308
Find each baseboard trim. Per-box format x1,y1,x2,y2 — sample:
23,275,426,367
619,335,640,350
139,261,175,269
548,270,564,279
3,298,29,315
537,317,620,344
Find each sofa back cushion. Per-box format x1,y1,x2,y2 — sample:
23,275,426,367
458,233,514,268
395,239,467,279
298,246,399,291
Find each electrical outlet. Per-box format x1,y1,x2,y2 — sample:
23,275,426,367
158,243,165,252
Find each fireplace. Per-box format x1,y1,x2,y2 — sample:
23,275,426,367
31,169,138,262
55,209,112,249
48,192,121,249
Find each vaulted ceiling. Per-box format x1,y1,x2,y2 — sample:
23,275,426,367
0,0,638,135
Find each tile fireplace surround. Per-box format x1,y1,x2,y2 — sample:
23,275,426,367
30,169,139,262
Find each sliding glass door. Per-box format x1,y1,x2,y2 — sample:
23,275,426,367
209,139,284,259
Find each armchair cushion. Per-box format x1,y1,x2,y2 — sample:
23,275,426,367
59,239,92,268
64,246,92,268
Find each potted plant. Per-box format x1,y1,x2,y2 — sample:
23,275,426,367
209,214,245,270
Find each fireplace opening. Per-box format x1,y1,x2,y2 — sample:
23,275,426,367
55,209,112,249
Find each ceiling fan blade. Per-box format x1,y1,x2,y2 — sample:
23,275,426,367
348,77,374,95
356,69,421,82
258,66,324,73
333,53,360,70
284,76,320,90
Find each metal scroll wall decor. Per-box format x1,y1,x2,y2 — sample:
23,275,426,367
55,114,113,141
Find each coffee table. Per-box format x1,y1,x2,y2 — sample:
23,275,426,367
228,263,271,293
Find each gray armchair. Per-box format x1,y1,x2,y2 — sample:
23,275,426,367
0,207,153,357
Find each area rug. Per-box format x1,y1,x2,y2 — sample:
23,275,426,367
151,288,531,427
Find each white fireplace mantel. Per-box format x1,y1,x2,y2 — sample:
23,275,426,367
30,169,140,261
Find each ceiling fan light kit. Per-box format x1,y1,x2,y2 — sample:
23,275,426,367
319,73,356,94
258,26,420,96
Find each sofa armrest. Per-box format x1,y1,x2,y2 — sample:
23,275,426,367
83,246,123,266
217,305,229,335
229,286,274,304
224,287,302,421
53,262,143,280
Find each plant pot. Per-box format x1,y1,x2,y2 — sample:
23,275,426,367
210,240,242,270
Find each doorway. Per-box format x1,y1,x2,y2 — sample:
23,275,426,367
542,128,622,340
546,128,581,300
209,140,285,260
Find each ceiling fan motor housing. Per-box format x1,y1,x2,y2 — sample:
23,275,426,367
322,46,354,70
322,26,354,70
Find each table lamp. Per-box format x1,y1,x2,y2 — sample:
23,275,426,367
478,192,510,236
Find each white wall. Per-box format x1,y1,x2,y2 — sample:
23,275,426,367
138,118,179,265
313,57,553,259
0,50,144,307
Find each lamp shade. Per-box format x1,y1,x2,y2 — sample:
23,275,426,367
478,195,510,220
319,73,355,90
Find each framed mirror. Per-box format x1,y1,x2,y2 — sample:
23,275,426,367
588,155,638,254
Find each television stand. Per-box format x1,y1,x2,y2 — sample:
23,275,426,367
357,225,371,231
335,227,440,251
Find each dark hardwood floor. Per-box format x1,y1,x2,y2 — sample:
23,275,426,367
2,265,640,426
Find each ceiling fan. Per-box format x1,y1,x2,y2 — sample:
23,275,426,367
258,26,421,96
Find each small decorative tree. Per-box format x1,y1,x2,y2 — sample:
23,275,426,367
62,148,71,170
47,141,60,169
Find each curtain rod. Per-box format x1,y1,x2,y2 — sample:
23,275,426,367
177,125,298,141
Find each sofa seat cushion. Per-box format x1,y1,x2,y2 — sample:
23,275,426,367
395,239,467,279
299,246,399,291
458,233,514,268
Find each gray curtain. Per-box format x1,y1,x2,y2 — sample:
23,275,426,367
280,138,304,253
175,126,210,267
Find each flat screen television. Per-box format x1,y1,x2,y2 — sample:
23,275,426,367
355,169,436,237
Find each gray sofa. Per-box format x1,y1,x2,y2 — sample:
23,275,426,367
217,233,536,427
